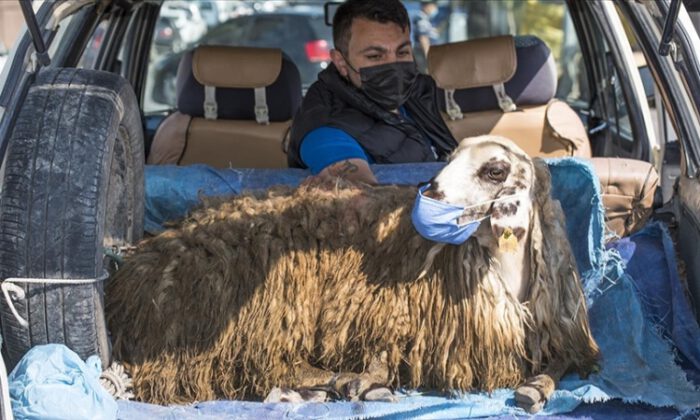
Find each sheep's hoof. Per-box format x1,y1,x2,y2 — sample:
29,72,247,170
297,388,329,402
515,374,555,413
264,387,305,403
342,377,396,402
265,386,330,403
362,386,397,402
341,376,372,401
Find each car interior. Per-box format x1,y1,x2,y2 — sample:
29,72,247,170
136,1,659,240
2,1,700,417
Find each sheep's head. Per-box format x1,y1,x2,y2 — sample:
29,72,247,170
424,135,536,248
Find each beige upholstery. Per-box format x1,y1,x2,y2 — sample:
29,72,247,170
590,158,659,238
192,46,282,88
149,46,298,169
544,101,592,157
148,112,192,165
428,36,591,159
179,119,290,168
429,36,660,237
428,36,516,90
445,102,591,158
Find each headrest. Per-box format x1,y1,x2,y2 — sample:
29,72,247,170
176,46,302,123
430,35,557,115
429,35,516,90
193,46,282,88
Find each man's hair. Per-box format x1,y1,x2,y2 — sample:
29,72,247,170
332,0,410,54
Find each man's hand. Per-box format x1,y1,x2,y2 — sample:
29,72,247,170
311,159,378,186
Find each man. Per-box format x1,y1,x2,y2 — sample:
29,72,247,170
287,0,457,185
413,0,440,73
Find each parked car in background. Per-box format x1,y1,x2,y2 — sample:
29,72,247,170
197,0,222,28
153,15,185,56
148,7,332,108
159,1,208,47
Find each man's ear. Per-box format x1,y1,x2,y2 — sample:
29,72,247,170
331,49,350,78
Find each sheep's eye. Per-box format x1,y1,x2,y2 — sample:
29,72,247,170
488,168,507,182
489,169,503,178
477,161,510,183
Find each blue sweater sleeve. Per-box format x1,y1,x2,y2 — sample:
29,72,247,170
300,127,370,174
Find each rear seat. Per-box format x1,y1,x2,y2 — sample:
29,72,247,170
428,35,659,237
148,46,301,168
428,35,591,158
591,157,659,237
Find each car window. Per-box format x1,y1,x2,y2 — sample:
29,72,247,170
307,14,332,40
143,0,586,114
78,20,109,69
580,9,636,154
247,15,291,45
402,0,588,109
143,1,331,114
202,17,251,45
607,51,633,141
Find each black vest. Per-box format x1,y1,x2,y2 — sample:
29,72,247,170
287,64,458,168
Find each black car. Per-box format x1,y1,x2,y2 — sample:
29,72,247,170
150,9,332,107
153,15,185,57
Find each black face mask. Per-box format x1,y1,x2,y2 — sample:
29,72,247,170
346,59,419,110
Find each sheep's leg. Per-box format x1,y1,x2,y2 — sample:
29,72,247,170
265,352,396,403
264,362,336,403
331,351,396,402
515,359,569,413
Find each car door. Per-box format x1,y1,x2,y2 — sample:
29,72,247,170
567,0,657,162
617,0,700,321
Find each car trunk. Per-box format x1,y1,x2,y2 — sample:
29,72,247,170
1,1,700,418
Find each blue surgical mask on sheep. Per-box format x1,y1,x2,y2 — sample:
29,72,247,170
411,184,526,245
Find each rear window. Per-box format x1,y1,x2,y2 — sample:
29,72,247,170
247,15,294,45
142,0,586,114
308,15,332,40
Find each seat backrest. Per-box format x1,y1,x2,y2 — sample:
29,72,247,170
148,46,302,168
428,35,591,158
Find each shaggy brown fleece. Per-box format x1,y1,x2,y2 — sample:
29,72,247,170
106,166,599,404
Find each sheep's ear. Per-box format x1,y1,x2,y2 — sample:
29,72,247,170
526,157,599,371
531,158,552,202
529,156,582,312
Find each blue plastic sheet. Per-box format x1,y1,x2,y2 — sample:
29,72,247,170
610,222,700,376
9,344,117,420
117,161,700,418
144,163,447,234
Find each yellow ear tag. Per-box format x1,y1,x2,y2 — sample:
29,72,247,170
498,227,519,253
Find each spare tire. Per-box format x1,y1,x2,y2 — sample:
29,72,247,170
0,68,144,368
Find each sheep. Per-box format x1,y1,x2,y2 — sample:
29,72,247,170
106,135,600,413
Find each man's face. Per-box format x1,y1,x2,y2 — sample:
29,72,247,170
331,18,413,88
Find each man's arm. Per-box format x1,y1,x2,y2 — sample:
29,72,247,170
316,158,377,185
299,127,377,185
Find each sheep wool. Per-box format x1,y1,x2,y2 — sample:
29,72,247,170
107,146,599,406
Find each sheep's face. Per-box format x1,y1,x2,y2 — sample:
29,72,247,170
425,135,535,243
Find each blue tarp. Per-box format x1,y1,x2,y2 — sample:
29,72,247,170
10,344,118,420
144,163,450,235
117,161,700,419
